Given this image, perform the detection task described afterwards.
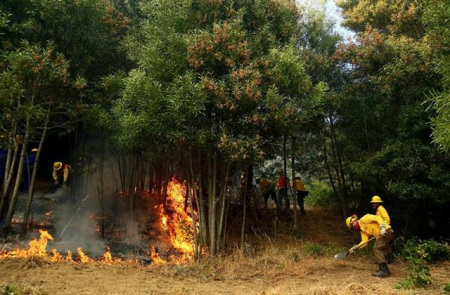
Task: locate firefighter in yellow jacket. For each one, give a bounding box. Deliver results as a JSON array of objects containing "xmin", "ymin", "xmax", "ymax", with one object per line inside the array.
[
  {"xmin": 346, "ymin": 214, "xmax": 395, "ymax": 278},
  {"xmin": 53, "ymin": 162, "xmax": 71, "ymax": 186},
  {"xmin": 371, "ymin": 195, "xmax": 390, "ymax": 224}
]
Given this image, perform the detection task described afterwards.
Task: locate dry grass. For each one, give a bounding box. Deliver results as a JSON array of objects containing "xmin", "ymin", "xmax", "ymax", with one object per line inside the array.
[{"xmin": 151, "ymin": 238, "xmax": 345, "ymax": 281}]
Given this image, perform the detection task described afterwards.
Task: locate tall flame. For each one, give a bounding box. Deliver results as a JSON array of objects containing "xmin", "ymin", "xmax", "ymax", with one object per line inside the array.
[{"xmin": 159, "ymin": 179, "xmax": 197, "ymax": 260}]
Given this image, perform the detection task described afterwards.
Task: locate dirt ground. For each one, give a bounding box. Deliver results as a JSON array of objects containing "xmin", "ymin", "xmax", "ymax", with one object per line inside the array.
[{"xmin": 1, "ymin": 207, "xmax": 449, "ymax": 295}]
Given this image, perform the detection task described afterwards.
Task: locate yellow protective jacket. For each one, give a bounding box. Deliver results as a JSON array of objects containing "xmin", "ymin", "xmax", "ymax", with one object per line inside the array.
[
  {"xmin": 53, "ymin": 164, "xmax": 71, "ymax": 183},
  {"xmin": 295, "ymin": 179, "xmax": 306, "ymax": 191},
  {"xmin": 356, "ymin": 214, "xmax": 391, "ymax": 248},
  {"xmin": 376, "ymin": 205, "xmax": 390, "ymax": 225}
]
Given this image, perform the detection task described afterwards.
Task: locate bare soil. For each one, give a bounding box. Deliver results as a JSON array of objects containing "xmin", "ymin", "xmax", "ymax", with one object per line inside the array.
[{"xmin": 1, "ymin": 207, "xmax": 449, "ymax": 295}]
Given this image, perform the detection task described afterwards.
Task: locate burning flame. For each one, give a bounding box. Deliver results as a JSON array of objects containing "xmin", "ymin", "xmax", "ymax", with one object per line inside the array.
[
  {"xmin": 158, "ymin": 179, "xmax": 198, "ymax": 261},
  {"xmin": 0, "ymin": 230, "xmax": 116, "ymax": 264}
]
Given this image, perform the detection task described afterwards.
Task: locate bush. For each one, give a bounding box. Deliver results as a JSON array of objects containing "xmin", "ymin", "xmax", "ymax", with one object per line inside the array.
[
  {"xmin": 397, "ymin": 238, "xmax": 449, "ymax": 289},
  {"xmin": 444, "ymin": 283, "xmax": 450, "ymax": 293},
  {"xmin": 403, "ymin": 238, "xmax": 450, "ymax": 263},
  {"xmin": 1, "ymin": 284, "xmax": 20, "ymax": 295},
  {"xmin": 305, "ymin": 180, "xmax": 337, "ymax": 208}
]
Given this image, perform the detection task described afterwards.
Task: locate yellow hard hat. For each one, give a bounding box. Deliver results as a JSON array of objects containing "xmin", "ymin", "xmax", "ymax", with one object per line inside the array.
[
  {"xmin": 345, "ymin": 214, "xmax": 357, "ymax": 229},
  {"xmin": 370, "ymin": 195, "xmax": 383, "ymax": 203},
  {"xmin": 31, "ymin": 148, "xmax": 38, "ymax": 152},
  {"xmin": 53, "ymin": 162, "xmax": 62, "ymax": 170}
]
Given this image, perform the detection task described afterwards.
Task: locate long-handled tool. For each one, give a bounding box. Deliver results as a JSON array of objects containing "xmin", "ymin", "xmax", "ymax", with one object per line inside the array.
[
  {"xmin": 56, "ymin": 195, "xmax": 89, "ymax": 242},
  {"xmin": 334, "ymin": 236, "xmax": 376, "ymax": 260}
]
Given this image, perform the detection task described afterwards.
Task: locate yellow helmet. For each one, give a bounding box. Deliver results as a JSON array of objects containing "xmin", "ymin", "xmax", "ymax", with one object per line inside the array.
[
  {"xmin": 370, "ymin": 195, "xmax": 383, "ymax": 203},
  {"xmin": 53, "ymin": 162, "xmax": 62, "ymax": 170},
  {"xmin": 31, "ymin": 148, "xmax": 38, "ymax": 152},
  {"xmin": 345, "ymin": 214, "xmax": 357, "ymax": 229}
]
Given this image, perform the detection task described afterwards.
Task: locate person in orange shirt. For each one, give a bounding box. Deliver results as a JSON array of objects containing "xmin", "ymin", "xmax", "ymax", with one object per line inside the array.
[
  {"xmin": 346, "ymin": 214, "xmax": 395, "ymax": 277},
  {"xmin": 276, "ymin": 170, "xmax": 289, "ymax": 210}
]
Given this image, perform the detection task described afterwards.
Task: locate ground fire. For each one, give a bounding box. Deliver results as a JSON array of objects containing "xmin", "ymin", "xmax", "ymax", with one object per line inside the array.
[{"xmin": 0, "ymin": 179, "xmax": 197, "ymax": 265}]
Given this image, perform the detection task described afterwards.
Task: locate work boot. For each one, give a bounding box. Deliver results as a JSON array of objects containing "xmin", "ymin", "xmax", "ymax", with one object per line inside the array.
[
  {"xmin": 372, "ymin": 263, "xmax": 390, "ymax": 278},
  {"xmin": 385, "ymin": 253, "xmax": 394, "ymax": 264}
]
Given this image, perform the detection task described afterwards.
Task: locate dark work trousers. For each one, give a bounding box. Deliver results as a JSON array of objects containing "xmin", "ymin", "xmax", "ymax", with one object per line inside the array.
[
  {"xmin": 278, "ymin": 188, "xmax": 289, "ymax": 209},
  {"xmin": 296, "ymin": 191, "xmax": 308, "ymax": 215},
  {"xmin": 374, "ymin": 229, "xmax": 395, "ymax": 263}
]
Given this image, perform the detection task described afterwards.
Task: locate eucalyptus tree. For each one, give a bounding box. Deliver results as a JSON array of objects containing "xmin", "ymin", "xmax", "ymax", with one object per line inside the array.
[
  {"xmin": 335, "ymin": 0, "xmax": 450, "ymax": 236},
  {"xmin": 111, "ymin": 0, "xmax": 323, "ymax": 255}
]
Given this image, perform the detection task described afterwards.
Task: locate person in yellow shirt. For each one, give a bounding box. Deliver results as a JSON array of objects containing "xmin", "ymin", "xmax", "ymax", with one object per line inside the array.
[
  {"xmin": 257, "ymin": 178, "xmax": 279, "ymax": 209},
  {"xmin": 53, "ymin": 162, "xmax": 72, "ymax": 186},
  {"xmin": 295, "ymin": 176, "xmax": 308, "ymax": 215},
  {"xmin": 346, "ymin": 214, "xmax": 395, "ymax": 278},
  {"xmin": 370, "ymin": 195, "xmax": 393, "ymax": 262},
  {"xmin": 371, "ymin": 195, "xmax": 390, "ymax": 224}
]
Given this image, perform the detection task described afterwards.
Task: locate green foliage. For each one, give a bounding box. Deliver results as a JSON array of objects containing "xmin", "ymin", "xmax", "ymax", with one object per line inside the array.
[
  {"xmin": 444, "ymin": 283, "xmax": 450, "ymax": 292},
  {"xmin": 398, "ymin": 238, "xmax": 449, "ymax": 289},
  {"xmin": 403, "ymin": 238, "xmax": 450, "ymax": 263},
  {"xmin": 1, "ymin": 284, "xmax": 20, "ymax": 295},
  {"xmin": 304, "ymin": 179, "xmax": 336, "ymax": 208}
]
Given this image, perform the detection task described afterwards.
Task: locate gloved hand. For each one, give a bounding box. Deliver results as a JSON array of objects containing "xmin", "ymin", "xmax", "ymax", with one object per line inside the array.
[
  {"xmin": 54, "ymin": 180, "xmax": 59, "ymax": 185},
  {"xmin": 380, "ymin": 225, "xmax": 387, "ymax": 236},
  {"xmin": 349, "ymin": 245, "xmax": 357, "ymax": 254}
]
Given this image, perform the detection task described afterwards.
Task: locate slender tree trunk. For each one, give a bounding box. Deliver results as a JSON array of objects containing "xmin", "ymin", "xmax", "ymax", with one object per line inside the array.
[
  {"xmin": 187, "ymin": 181, "xmax": 199, "ymax": 261},
  {"xmin": 4, "ymin": 116, "xmax": 31, "ymax": 231},
  {"xmin": 240, "ymin": 165, "xmax": 248, "ymax": 252},
  {"xmin": 0, "ymin": 126, "xmax": 19, "ymax": 220},
  {"xmin": 216, "ymin": 161, "xmax": 229, "ymax": 252},
  {"xmin": 21, "ymin": 106, "xmax": 51, "ymax": 233},
  {"xmin": 208, "ymin": 152, "xmax": 217, "ymax": 256},
  {"xmin": 291, "ymin": 137, "xmax": 298, "ymax": 231},
  {"xmin": 329, "ymin": 114, "xmax": 348, "ymax": 216},
  {"xmin": 323, "ymin": 145, "xmax": 337, "ymax": 195}
]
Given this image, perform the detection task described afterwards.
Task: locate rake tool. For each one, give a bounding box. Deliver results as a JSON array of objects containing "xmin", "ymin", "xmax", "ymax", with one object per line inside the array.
[{"xmin": 334, "ymin": 236, "xmax": 376, "ymax": 260}]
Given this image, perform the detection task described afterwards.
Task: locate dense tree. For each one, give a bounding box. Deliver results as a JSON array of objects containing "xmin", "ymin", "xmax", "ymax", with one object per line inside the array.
[{"xmin": 103, "ymin": 0, "xmax": 323, "ymax": 255}]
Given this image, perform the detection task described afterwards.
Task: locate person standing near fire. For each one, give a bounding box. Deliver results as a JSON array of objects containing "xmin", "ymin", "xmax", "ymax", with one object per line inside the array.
[
  {"xmin": 257, "ymin": 177, "xmax": 278, "ymax": 209},
  {"xmin": 52, "ymin": 161, "xmax": 72, "ymax": 188},
  {"xmin": 276, "ymin": 170, "xmax": 289, "ymax": 210}
]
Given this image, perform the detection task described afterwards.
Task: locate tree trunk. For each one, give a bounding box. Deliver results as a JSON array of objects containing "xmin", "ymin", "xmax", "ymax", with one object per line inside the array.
[
  {"xmin": 216, "ymin": 161, "xmax": 229, "ymax": 252},
  {"xmin": 0, "ymin": 126, "xmax": 19, "ymax": 220},
  {"xmin": 291, "ymin": 137, "xmax": 298, "ymax": 231},
  {"xmin": 21, "ymin": 105, "xmax": 51, "ymax": 234},
  {"xmin": 4, "ymin": 115, "xmax": 31, "ymax": 231}
]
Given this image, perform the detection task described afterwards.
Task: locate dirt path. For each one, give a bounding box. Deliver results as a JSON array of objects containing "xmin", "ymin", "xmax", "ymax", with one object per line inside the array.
[{"xmin": 1, "ymin": 207, "xmax": 449, "ymax": 294}]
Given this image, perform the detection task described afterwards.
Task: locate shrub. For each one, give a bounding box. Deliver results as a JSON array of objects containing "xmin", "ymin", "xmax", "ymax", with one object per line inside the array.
[
  {"xmin": 403, "ymin": 238, "xmax": 450, "ymax": 263},
  {"xmin": 305, "ymin": 180, "xmax": 337, "ymax": 208},
  {"xmin": 1, "ymin": 284, "xmax": 20, "ymax": 295},
  {"xmin": 397, "ymin": 238, "xmax": 449, "ymax": 289}
]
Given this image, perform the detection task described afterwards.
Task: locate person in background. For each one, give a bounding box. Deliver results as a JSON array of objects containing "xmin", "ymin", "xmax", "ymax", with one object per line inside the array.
[
  {"xmin": 295, "ymin": 176, "xmax": 308, "ymax": 215},
  {"xmin": 345, "ymin": 214, "xmax": 395, "ymax": 278},
  {"xmin": 276, "ymin": 170, "xmax": 289, "ymax": 210},
  {"xmin": 257, "ymin": 177, "xmax": 278, "ymax": 209},
  {"xmin": 21, "ymin": 148, "xmax": 38, "ymax": 192},
  {"xmin": 53, "ymin": 161, "xmax": 72, "ymax": 187},
  {"xmin": 370, "ymin": 195, "xmax": 393, "ymax": 262},
  {"xmin": 371, "ymin": 195, "xmax": 390, "ymax": 224}
]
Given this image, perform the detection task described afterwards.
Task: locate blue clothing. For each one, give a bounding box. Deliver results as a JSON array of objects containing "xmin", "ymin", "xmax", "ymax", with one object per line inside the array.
[{"xmin": 21, "ymin": 152, "xmax": 37, "ymax": 192}]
